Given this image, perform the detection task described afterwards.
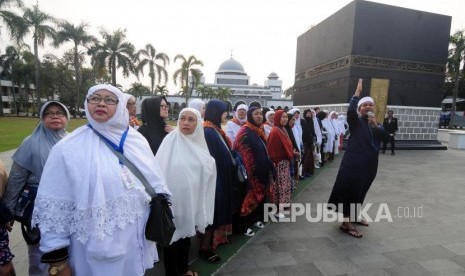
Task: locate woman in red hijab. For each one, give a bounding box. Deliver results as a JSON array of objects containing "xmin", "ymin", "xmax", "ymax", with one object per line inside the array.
[{"xmin": 266, "ymin": 110, "xmax": 298, "ymax": 218}]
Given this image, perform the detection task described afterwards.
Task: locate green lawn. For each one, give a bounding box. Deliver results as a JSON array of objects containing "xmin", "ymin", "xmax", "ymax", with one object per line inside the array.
[
  {"xmin": 0, "ymin": 117, "xmax": 179, "ymax": 153},
  {"xmin": 0, "ymin": 117, "xmax": 88, "ymax": 152}
]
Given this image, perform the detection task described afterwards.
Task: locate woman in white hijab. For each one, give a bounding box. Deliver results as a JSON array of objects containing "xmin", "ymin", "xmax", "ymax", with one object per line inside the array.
[
  {"xmin": 322, "ymin": 111, "xmax": 336, "ymax": 162},
  {"xmin": 226, "ymin": 103, "xmax": 248, "ymax": 145},
  {"xmin": 264, "ymin": 110, "xmax": 275, "ymax": 138},
  {"xmin": 311, "ymin": 109, "xmax": 323, "ymax": 168},
  {"xmin": 188, "ymin": 99, "xmax": 206, "ymax": 120},
  {"xmin": 155, "ymin": 108, "xmax": 216, "ymax": 276},
  {"xmin": 32, "ymin": 84, "xmax": 170, "ymax": 276}
]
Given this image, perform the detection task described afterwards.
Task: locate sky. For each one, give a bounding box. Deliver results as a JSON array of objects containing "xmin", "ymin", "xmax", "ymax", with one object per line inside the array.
[{"xmin": 1, "ymin": 0, "xmax": 464, "ymax": 94}]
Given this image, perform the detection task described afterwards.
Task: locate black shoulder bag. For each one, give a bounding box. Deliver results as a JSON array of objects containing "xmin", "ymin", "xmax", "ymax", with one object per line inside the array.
[{"xmin": 92, "ymin": 128, "xmax": 175, "ymax": 246}]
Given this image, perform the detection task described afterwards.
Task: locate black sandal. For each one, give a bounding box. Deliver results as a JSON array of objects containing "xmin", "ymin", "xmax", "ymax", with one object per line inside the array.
[{"xmin": 199, "ymin": 249, "xmax": 221, "ymax": 263}]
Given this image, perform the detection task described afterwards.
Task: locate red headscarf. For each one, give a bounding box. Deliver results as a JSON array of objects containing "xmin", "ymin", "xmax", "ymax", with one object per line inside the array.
[{"xmin": 266, "ymin": 110, "xmax": 294, "ymax": 163}]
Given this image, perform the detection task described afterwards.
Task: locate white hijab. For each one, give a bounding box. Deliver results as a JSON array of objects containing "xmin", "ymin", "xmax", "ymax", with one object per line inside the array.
[
  {"xmin": 311, "ymin": 109, "xmax": 322, "ymax": 145},
  {"xmin": 289, "ymin": 108, "xmax": 303, "ymax": 151},
  {"xmin": 155, "ymin": 108, "xmax": 217, "ymax": 243},
  {"xmin": 235, "ymin": 104, "xmax": 248, "ymax": 123},
  {"xmin": 33, "ymin": 84, "xmax": 170, "ymax": 242},
  {"xmin": 188, "ymin": 98, "xmax": 206, "ymax": 118}
]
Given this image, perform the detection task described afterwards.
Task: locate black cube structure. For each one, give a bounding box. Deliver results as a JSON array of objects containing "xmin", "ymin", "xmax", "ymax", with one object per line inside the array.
[
  {"xmin": 294, "ymin": 0, "xmax": 451, "ymax": 106},
  {"xmin": 294, "ymin": 0, "xmax": 451, "ymax": 145}
]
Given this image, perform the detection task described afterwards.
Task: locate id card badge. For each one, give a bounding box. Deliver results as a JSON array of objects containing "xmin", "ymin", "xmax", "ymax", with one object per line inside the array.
[{"xmin": 121, "ymin": 165, "xmax": 136, "ymax": 189}]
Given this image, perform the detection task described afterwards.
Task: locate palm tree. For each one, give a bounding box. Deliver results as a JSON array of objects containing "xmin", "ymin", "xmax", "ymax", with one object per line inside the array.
[
  {"xmin": 88, "ymin": 28, "xmax": 136, "ymax": 87},
  {"xmin": 197, "ymin": 85, "xmax": 216, "ymax": 100},
  {"xmin": 448, "ymin": 30, "xmax": 465, "ymax": 128},
  {"xmin": 0, "ymin": 43, "xmax": 31, "ymax": 115},
  {"xmin": 12, "ymin": 4, "xmax": 57, "ymax": 112},
  {"xmin": 128, "ymin": 82, "xmax": 150, "ymax": 99},
  {"xmin": 54, "ymin": 21, "xmax": 96, "ymax": 113},
  {"xmin": 216, "ymin": 87, "xmax": 232, "ymax": 101},
  {"xmin": 154, "ymin": 85, "xmax": 169, "ymax": 96},
  {"xmin": 0, "ymin": 0, "xmax": 24, "ymax": 39},
  {"xmin": 173, "ymin": 54, "xmax": 203, "ymax": 104},
  {"xmin": 135, "ymin": 44, "xmax": 169, "ymax": 94}
]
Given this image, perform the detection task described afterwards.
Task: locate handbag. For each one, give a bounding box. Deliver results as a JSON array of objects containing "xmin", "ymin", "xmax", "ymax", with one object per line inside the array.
[
  {"xmin": 232, "ymin": 151, "xmax": 248, "ymax": 183},
  {"xmin": 91, "ymin": 127, "xmax": 175, "ymax": 246}
]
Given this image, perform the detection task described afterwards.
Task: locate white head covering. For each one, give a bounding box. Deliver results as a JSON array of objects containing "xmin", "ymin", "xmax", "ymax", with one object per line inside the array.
[
  {"xmin": 357, "ymin": 96, "xmax": 374, "ymax": 109},
  {"xmin": 125, "ymin": 93, "xmax": 136, "ymax": 103},
  {"xmin": 288, "ymin": 108, "xmax": 303, "ymax": 150},
  {"xmin": 311, "ymin": 109, "xmax": 322, "ymax": 145},
  {"xmin": 265, "ymin": 110, "xmax": 275, "ymax": 125},
  {"xmin": 33, "ymin": 84, "xmax": 170, "ymax": 244},
  {"xmin": 235, "ymin": 104, "xmax": 248, "ymax": 123},
  {"xmin": 155, "ymin": 108, "xmax": 217, "ymax": 243},
  {"xmin": 188, "ymin": 99, "xmax": 206, "ymax": 118}
]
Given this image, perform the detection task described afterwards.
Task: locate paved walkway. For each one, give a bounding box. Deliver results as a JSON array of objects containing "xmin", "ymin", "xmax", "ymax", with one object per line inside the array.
[
  {"xmin": 4, "ymin": 148, "xmax": 465, "ymax": 275},
  {"xmin": 214, "ymin": 148, "xmax": 465, "ymax": 276}
]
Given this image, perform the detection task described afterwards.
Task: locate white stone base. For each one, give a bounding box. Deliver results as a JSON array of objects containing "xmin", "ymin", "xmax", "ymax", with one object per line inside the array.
[{"xmin": 449, "ymin": 132, "xmax": 465, "ymax": 149}]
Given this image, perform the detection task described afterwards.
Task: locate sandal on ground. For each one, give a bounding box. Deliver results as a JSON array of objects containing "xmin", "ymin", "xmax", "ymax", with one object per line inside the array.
[
  {"xmin": 180, "ymin": 270, "xmax": 198, "ymax": 276},
  {"xmin": 199, "ymin": 249, "xmax": 221, "ymax": 263},
  {"xmin": 339, "ymin": 225, "xmax": 363, "ymax": 238},
  {"xmin": 244, "ymin": 228, "xmax": 255, "ymax": 237},
  {"xmin": 354, "ymin": 219, "xmax": 369, "ymax": 227},
  {"xmin": 254, "ymin": 221, "xmax": 265, "ymax": 229}
]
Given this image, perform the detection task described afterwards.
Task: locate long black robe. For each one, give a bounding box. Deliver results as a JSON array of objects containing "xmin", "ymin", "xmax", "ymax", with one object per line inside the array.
[
  {"xmin": 328, "ymin": 96, "xmax": 389, "ymax": 217},
  {"xmin": 204, "ymin": 100, "xmax": 235, "ymax": 228}
]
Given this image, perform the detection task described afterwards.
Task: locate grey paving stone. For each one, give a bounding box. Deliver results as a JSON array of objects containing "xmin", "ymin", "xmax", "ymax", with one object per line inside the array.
[
  {"xmin": 418, "ymin": 259, "xmax": 465, "ymax": 275},
  {"xmin": 444, "ymin": 242, "xmax": 465, "ymax": 255},
  {"xmin": 385, "ymin": 263, "xmax": 434, "ymax": 276},
  {"xmin": 349, "ymin": 254, "xmax": 395, "ymax": 271},
  {"xmin": 273, "ymin": 263, "xmax": 324, "ymax": 276},
  {"xmin": 451, "ymin": 255, "xmax": 465, "ymax": 269},
  {"xmin": 383, "ymin": 245, "xmax": 456, "ymax": 265},
  {"xmin": 313, "ymin": 258, "xmax": 362, "ymax": 275},
  {"xmin": 299, "ymin": 236, "xmax": 338, "ymax": 250},
  {"xmin": 265, "ymin": 240, "xmax": 306, "ymax": 253},
  {"xmin": 346, "ymin": 269, "xmax": 391, "ymax": 276},
  {"xmin": 254, "ymin": 251, "xmax": 298, "ymax": 268},
  {"xmin": 217, "ymin": 256, "xmax": 257, "ymax": 273},
  {"xmin": 214, "ymin": 267, "xmax": 277, "ymax": 276}
]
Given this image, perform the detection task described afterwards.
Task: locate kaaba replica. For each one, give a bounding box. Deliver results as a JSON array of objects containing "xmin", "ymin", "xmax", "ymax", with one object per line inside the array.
[{"xmin": 294, "ymin": 0, "xmax": 451, "ymax": 146}]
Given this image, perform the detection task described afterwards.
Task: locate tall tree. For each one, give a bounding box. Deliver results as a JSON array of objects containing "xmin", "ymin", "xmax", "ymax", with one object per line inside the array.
[
  {"xmin": 216, "ymin": 87, "xmax": 232, "ymax": 101},
  {"xmin": 0, "ymin": 0, "xmax": 24, "ymax": 38},
  {"xmin": 88, "ymin": 28, "xmax": 135, "ymax": 87},
  {"xmin": 154, "ymin": 85, "xmax": 169, "ymax": 96},
  {"xmin": 173, "ymin": 54, "xmax": 203, "ymax": 104},
  {"xmin": 0, "ymin": 43, "xmax": 31, "ymax": 114},
  {"xmin": 128, "ymin": 82, "xmax": 150, "ymax": 99},
  {"xmin": 135, "ymin": 43, "xmax": 169, "ymax": 94},
  {"xmin": 54, "ymin": 21, "xmax": 95, "ymax": 113},
  {"xmin": 14, "ymin": 4, "xmax": 57, "ymax": 112},
  {"xmin": 197, "ymin": 85, "xmax": 216, "ymax": 100},
  {"xmin": 447, "ymin": 30, "xmax": 465, "ymax": 128},
  {"xmin": 0, "ymin": 0, "xmax": 24, "ymax": 115}
]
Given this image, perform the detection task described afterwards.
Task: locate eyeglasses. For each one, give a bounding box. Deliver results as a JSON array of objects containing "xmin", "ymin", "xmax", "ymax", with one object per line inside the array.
[
  {"xmin": 160, "ymin": 104, "xmax": 169, "ymax": 110},
  {"xmin": 87, "ymin": 95, "xmax": 119, "ymax": 105},
  {"xmin": 44, "ymin": 111, "xmax": 66, "ymax": 118}
]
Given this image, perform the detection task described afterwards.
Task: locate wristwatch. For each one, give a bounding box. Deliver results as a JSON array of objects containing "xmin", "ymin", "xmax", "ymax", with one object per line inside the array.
[{"xmin": 48, "ymin": 262, "xmax": 67, "ymax": 275}]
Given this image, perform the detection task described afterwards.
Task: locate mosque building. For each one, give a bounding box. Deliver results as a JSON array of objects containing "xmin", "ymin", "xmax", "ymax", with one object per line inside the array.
[{"xmin": 163, "ymin": 56, "xmax": 293, "ymax": 113}]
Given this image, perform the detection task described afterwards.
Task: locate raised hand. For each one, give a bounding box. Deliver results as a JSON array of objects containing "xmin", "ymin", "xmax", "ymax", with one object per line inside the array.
[{"xmin": 355, "ymin": 78, "xmax": 363, "ymax": 97}]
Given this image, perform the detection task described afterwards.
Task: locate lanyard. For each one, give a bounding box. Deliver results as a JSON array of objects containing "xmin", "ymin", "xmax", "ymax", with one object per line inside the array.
[{"xmin": 88, "ymin": 124, "xmax": 129, "ymax": 163}]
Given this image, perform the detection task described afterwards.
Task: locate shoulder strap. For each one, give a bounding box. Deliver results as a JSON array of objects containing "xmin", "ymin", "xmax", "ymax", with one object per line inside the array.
[
  {"xmin": 90, "ymin": 127, "xmax": 157, "ymax": 198},
  {"xmin": 213, "ymin": 129, "xmax": 236, "ymax": 166}
]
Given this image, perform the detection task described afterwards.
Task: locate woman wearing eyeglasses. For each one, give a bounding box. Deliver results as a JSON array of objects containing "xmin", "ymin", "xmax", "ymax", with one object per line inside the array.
[
  {"xmin": 31, "ymin": 84, "xmax": 170, "ymax": 276},
  {"xmin": 2, "ymin": 101, "xmax": 70, "ymax": 276},
  {"xmin": 138, "ymin": 96, "xmax": 174, "ymax": 155}
]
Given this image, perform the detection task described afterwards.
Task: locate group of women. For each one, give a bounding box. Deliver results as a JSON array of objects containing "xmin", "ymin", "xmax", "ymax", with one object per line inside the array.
[{"xmin": 0, "ymin": 78, "xmax": 385, "ymax": 276}]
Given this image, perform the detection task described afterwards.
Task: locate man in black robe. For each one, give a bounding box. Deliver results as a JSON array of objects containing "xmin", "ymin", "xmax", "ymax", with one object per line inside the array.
[{"xmin": 328, "ymin": 79, "xmax": 389, "ymax": 238}]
